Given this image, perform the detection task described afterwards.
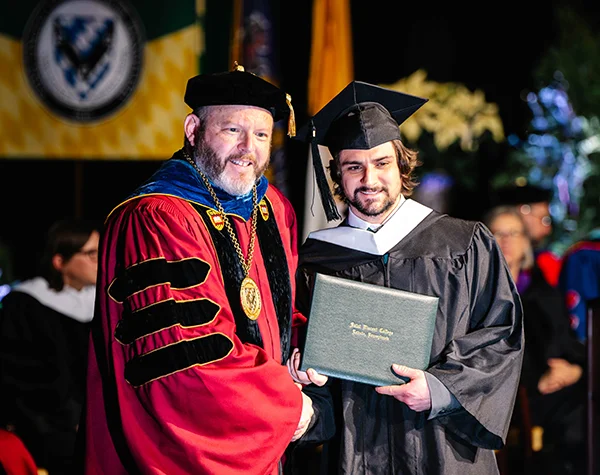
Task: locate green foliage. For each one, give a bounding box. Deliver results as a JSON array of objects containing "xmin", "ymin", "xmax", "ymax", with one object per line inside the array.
[{"xmin": 492, "ymin": 5, "xmax": 600, "ymax": 255}]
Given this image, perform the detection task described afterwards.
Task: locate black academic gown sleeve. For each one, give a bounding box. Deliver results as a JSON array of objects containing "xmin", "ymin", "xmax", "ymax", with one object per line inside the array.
[{"xmin": 424, "ymin": 222, "xmax": 525, "ymax": 449}]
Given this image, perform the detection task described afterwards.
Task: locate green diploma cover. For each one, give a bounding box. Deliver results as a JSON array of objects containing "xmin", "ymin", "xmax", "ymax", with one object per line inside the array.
[{"xmin": 300, "ymin": 273, "xmax": 439, "ymax": 386}]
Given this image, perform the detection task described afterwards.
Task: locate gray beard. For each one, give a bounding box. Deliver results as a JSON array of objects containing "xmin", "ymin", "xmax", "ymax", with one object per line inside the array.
[{"xmin": 193, "ymin": 140, "xmax": 266, "ymax": 196}]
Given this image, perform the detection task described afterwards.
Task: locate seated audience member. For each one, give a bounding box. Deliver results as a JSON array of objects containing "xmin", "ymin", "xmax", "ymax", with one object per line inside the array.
[
  {"xmin": 559, "ymin": 227, "xmax": 600, "ymax": 342},
  {"xmin": 492, "ymin": 184, "xmax": 562, "ymax": 286},
  {"xmin": 0, "ymin": 218, "xmax": 99, "ymax": 474},
  {"xmin": 483, "ymin": 206, "xmax": 585, "ymax": 475}
]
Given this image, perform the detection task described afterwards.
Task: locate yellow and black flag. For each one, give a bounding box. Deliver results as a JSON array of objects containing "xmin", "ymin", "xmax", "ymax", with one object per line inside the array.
[{"xmin": 0, "ymin": 0, "xmax": 202, "ymax": 159}]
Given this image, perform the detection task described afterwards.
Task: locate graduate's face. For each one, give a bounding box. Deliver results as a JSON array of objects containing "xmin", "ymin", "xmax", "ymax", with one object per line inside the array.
[
  {"xmin": 187, "ymin": 105, "xmax": 273, "ymax": 196},
  {"xmin": 338, "ymin": 141, "xmax": 403, "ymax": 224}
]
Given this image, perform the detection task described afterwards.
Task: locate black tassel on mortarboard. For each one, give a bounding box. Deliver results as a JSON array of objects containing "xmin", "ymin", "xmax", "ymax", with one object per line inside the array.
[{"xmin": 310, "ymin": 120, "xmax": 341, "ymax": 221}]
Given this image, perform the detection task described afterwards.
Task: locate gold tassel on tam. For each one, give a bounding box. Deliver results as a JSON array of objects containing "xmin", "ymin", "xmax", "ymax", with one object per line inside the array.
[{"xmin": 286, "ymin": 94, "xmax": 296, "ymax": 137}]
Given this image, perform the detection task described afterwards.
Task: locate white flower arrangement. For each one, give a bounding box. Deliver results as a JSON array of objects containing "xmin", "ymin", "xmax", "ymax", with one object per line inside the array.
[{"xmin": 380, "ymin": 69, "xmax": 505, "ymax": 152}]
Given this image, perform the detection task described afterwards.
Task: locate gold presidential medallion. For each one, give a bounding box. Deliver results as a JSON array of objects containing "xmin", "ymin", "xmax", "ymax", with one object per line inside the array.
[{"xmin": 240, "ymin": 276, "xmax": 262, "ymax": 320}]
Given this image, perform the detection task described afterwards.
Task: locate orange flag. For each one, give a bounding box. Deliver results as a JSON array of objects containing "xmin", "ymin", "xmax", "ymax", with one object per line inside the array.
[{"xmin": 307, "ymin": 0, "xmax": 354, "ymax": 115}]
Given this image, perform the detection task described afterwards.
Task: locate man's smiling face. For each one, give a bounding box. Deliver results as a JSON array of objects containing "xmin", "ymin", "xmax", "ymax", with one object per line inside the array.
[{"xmin": 339, "ymin": 141, "xmax": 403, "ymax": 224}]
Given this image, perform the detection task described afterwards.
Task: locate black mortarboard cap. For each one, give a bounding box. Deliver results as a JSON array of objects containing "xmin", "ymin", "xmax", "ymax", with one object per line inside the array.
[
  {"xmin": 184, "ymin": 63, "xmax": 295, "ymax": 136},
  {"xmin": 492, "ymin": 184, "xmax": 553, "ymax": 207},
  {"xmin": 295, "ymin": 81, "xmax": 428, "ymax": 221}
]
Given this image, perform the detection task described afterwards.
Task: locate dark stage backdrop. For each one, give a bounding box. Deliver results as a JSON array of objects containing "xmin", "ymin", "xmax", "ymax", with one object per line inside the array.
[{"xmin": 1, "ymin": 0, "xmax": 596, "ymax": 280}]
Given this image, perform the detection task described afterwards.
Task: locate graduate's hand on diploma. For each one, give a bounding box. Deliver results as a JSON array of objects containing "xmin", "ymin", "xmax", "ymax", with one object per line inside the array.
[
  {"xmin": 291, "ymin": 384, "xmax": 314, "ymax": 442},
  {"xmin": 287, "ymin": 347, "xmax": 328, "ymax": 386},
  {"xmin": 374, "ymin": 364, "xmax": 432, "ymax": 412}
]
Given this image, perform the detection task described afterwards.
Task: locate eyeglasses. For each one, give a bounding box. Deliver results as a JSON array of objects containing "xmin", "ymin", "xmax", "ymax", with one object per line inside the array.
[
  {"xmin": 493, "ymin": 230, "xmax": 525, "ymax": 240},
  {"xmin": 77, "ymin": 249, "xmax": 98, "ymax": 259}
]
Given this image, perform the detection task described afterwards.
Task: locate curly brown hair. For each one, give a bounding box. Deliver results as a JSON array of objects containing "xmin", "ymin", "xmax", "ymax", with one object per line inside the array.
[{"xmin": 328, "ymin": 139, "xmax": 422, "ymax": 202}]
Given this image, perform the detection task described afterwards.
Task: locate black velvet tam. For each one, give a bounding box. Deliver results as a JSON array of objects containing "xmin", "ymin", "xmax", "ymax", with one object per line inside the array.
[
  {"xmin": 295, "ymin": 81, "xmax": 428, "ymax": 155},
  {"xmin": 184, "ymin": 67, "xmax": 290, "ymax": 122}
]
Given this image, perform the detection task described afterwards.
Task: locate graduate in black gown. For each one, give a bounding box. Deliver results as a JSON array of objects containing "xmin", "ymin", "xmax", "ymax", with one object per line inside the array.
[
  {"xmin": 0, "ymin": 219, "xmax": 99, "ymax": 474},
  {"xmin": 292, "ymin": 81, "xmax": 524, "ymax": 475}
]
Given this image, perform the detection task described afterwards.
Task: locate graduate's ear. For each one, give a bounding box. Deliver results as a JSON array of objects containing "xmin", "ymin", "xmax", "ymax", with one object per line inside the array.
[
  {"xmin": 184, "ymin": 113, "xmax": 201, "ymax": 147},
  {"xmin": 51, "ymin": 253, "xmax": 65, "ymax": 272}
]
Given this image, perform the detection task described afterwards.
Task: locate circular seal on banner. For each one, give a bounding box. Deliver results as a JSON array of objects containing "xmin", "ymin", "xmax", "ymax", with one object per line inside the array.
[{"xmin": 22, "ymin": 0, "xmax": 144, "ymax": 123}]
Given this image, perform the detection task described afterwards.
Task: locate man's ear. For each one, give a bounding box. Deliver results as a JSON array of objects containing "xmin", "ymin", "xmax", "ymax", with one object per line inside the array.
[
  {"xmin": 184, "ymin": 114, "xmax": 201, "ymax": 147},
  {"xmin": 51, "ymin": 254, "xmax": 64, "ymax": 272}
]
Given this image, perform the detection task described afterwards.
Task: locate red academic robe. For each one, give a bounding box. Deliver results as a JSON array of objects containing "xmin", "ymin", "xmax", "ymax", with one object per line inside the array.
[{"xmin": 82, "ymin": 185, "xmax": 305, "ymax": 474}]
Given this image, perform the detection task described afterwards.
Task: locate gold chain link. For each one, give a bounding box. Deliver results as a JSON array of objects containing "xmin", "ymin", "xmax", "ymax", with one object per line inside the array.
[{"xmin": 182, "ymin": 149, "xmax": 258, "ymax": 277}]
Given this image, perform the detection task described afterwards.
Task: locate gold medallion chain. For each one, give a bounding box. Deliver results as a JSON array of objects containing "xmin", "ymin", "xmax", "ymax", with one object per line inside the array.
[{"xmin": 182, "ymin": 148, "xmax": 262, "ymax": 319}]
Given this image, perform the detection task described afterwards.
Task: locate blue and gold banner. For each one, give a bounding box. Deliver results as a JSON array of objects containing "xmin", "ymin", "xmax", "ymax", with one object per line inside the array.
[{"xmin": 0, "ymin": 0, "xmax": 202, "ymax": 159}]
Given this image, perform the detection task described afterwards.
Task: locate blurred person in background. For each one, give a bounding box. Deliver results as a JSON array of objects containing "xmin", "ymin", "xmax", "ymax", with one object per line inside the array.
[
  {"xmin": 0, "ymin": 218, "xmax": 99, "ymax": 474},
  {"xmin": 492, "ymin": 184, "xmax": 562, "ymax": 287},
  {"xmin": 483, "ymin": 206, "xmax": 585, "ymax": 475}
]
